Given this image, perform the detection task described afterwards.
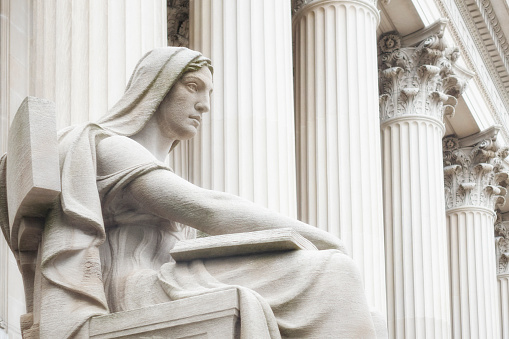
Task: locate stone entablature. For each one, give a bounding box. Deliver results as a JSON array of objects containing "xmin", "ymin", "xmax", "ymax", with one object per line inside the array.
[
  {"xmin": 432, "ymin": 0, "xmax": 509, "ymax": 142},
  {"xmin": 378, "ymin": 21, "xmax": 467, "ymax": 125},
  {"xmin": 443, "ymin": 127, "xmax": 509, "ymax": 211}
]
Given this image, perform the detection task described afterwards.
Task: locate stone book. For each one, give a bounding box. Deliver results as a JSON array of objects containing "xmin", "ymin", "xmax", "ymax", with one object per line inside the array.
[{"xmin": 170, "ymin": 228, "xmax": 318, "ymax": 262}]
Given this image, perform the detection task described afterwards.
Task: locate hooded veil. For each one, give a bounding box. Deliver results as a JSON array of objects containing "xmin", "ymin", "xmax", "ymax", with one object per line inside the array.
[{"xmin": 22, "ymin": 47, "xmax": 209, "ymax": 338}]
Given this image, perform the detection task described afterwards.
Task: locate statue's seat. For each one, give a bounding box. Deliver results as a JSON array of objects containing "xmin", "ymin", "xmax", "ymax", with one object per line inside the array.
[
  {"xmin": 1, "ymin": 97, "xmax": 239, "ymax": 339},
  {"xmin": 89, "ymin": 289, "xmax": 239, "ymax": 339}
]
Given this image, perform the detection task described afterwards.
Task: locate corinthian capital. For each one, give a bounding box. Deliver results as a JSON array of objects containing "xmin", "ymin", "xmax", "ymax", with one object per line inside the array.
[
  {"xmin": 292, "ymin": 0, "xmax": 311, "ymax": 14},
  {"xmin": 292, "ymin": 0, "xmax": 376, "ymax": 15},
  {"xmin": 167, "ymin": 0, "xmax": 189, "ymax": 47},
  {"xmin": 495, "ymin": 219, "xmax": 509, "ymax": 276},
  {"xmin": 443, "ymin": 127, "xmax": 509, "ymax": 211},
  {"xmin": 379, "ymin": 20, "xmax": 471, "ymax": 124}
]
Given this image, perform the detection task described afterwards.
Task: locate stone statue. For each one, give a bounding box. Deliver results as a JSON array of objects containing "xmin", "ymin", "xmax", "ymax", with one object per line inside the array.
[{"xmin": 1, "ymin": 47, "xmax": 376, "ymax": 338}]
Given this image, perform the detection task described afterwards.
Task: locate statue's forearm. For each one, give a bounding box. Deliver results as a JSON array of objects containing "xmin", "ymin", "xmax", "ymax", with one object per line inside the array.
[{"xmin": 127, "ymin": 169, "xmax": 346, "ymax": 252}]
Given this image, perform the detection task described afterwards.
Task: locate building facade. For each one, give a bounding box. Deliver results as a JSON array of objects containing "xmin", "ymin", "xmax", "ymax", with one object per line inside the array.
[{"xmin": 1, "ymin": 0, "xmax": 509, "ymax": 337}]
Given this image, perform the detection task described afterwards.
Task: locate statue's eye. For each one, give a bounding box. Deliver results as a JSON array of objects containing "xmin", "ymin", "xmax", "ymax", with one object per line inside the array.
[{"xmin": 187, "ymin": 83, "xmax": 198, "ymax": 92}]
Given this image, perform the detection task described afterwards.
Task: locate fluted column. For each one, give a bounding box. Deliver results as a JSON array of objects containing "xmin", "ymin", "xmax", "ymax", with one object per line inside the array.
[
  {"xmin": 182, "ymin": 0, "xmax": 297, "ymax": 217},
  {"xmin": 379, "ymin": 21, "xmax": 469, "ymax": 338},
  {"xmin": 31, "ymin": 0, "xmax": 167, "ymax": 129},
  {"xmin": 1, "ymin": 3, "xmax": 167, "ymax": 337},
  {"xmin": 495, "ymin": 219, "xmax": 509, "ymax": 339},
  {"xmin": 443, "ymin": 130, "xmax": 508, "ymax": 339},
  {"xmin": 292, "ymin": 0, "xmax": 386, "ymax": 322}
]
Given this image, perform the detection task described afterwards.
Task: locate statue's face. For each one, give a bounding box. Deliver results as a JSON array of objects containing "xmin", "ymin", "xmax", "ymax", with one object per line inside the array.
[{"xmin": 155, "ymin": 66, "xmax": 213, "ymax": 141}]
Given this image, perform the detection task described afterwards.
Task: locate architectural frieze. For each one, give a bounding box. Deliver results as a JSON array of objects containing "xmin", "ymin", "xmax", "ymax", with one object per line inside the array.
[
  {"xmin": 378, "ymin": 25, "xmax": 466, "ymax": 124},
  {"xmin": 433, "ymin": 0, "xmax": 509, "ymax": 142},
  {"xmin": 167, "ymin": 0, "xmax": 189, "ymax": 47},
  {"xmin": 443, "ymin": 129, "xmax": 509, "ymax": 211}
]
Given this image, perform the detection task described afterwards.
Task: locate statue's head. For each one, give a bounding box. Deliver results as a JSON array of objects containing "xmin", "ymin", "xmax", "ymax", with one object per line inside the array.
[
  {"xmin": 154, "ymin": 62, "xmax": 213, "ymax": 143},
  {"xmin": 97, "ymin": 47, "xmax": 212, "ymax": 144}
]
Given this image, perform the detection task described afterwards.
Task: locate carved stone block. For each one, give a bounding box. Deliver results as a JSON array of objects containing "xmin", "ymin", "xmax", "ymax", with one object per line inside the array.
[
  {"xmin": 89, "ymin": 289, "xmax": 239, "ymax": 339},
  {"xmin": 6, "ymin": 96, "xmax": 60, "ymax": 252}
]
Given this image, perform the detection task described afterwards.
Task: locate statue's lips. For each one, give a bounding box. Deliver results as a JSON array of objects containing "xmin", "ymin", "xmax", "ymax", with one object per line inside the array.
[{"xmin": 190, "ymin": 116, "xmax": 201, "ymax": 126}]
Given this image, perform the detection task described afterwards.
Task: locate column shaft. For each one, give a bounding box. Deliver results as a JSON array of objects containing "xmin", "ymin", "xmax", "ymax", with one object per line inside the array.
[
  {"xmin": 382, "ymin": 117, "xmax": 450, "ymax": 338},
  {"xmin": 185, "ymin": 0, "xmax": 297, "ymax": 216},
  {"xmin": 499, "ymin": 275, "xmax": 509, "ymax": 339},
  {"xmin": 447, "ymin": 208, "xmax": 499, "ymax": 338},
  {"xmin": 292, "ymin": 0, "xmax": 386, "ymax": 318},
  {"xmin": 378, "ymin": 23, "xmax": 470, "ymax": 338},
  {"xmin": 443, "ymin": 131, "xmax": 508, "ymax": 339},
  {"xmin": 31, "ymin": 0, "xmax": 167, "ymax": 129}
]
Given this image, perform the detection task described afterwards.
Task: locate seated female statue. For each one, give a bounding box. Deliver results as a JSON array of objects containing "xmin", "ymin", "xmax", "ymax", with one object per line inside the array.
[{"xmin": 30, "ymin": 47, "xmax": 376, "ymax": 338}]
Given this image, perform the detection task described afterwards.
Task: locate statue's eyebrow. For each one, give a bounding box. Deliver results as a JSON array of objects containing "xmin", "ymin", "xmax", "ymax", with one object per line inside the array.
[
  {"xmin": 181, "ymin": 74, "xmax": 213, "ymax": 93},
  {"xmin": 181, "ymin": 74, "xmax": 204, "ymax": 85}
]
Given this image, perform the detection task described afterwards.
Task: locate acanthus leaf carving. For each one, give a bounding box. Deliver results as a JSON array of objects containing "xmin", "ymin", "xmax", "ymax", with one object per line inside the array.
[
  {"xmin": 293, "ymin": 0, "xmax": 377, "ymax": 14},
  {"xmin": 379, "ymin": 25, "xmax": 469, "ymax": 124},
  {"xmin": 167, "ymin": 0, "xmax": 189, "ymax": 47},
  {"xmin": 495, "ymin": 220, "xmax": 509, "ymax": 275},
  {"xmin": 292, "ymin": 0, "xmax": 309, "ymax": 14},
  {"xmin": 443, "ymin": 133, "xmax": 509, "ymax": 211}
]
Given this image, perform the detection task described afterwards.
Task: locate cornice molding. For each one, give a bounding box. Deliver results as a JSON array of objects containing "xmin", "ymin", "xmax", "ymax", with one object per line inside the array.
[
  {"xmin": 468, "ymin": 0, "xmax": 509, "ymax": 75},
  {"xmin": 433, "ymin": 0, "xmax": 509, "ymax": 142},
  {"xmin": 378, "ymin": 23, "xmax": 469, "ymax": 124},
  {"xmin": 443, "ymin": 130, "xmax": 509, "ymax": 211}
]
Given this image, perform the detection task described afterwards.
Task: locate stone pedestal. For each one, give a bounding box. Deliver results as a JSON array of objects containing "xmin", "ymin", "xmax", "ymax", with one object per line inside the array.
[
  {"xmin": 31, "ymin": 0, "xmax": 167, "ymax": 128},
  {"xmin": 443, "ymin": 129, "xmax": 508, "ymax": 339},
  {"xmin": 379, "ymin": 22, "xmax": 468, "ymax": 338},
  {"xmin": 292, "ymin": 0, "xmax": 386, "ymax": 319},
  {"xmin": 181, "ymin": 0, "xmax": 297, "ymax": 217}
]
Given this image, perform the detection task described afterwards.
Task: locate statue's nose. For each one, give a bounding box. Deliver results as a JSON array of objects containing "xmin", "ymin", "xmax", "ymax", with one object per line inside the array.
[{"xmin": 195, "ymin": 96, "xmax": 210, "ymax": 114}]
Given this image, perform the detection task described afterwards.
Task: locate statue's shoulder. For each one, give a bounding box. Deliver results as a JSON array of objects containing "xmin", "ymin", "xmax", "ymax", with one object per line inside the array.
[{"xmin": 96, "ymin": 135, "xmax": 156, "ymax": 176}]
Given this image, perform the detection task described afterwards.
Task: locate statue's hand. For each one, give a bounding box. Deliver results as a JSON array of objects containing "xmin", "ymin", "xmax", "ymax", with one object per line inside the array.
[{"xmin": 297, "ymin": 227, "xmax": 347, "ymax": 253}]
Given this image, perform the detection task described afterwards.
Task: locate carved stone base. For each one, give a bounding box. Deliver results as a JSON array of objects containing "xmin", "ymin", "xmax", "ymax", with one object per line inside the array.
[{"xmin": 89, "ymin": 289, "xmax": 239, "ymax": 339}]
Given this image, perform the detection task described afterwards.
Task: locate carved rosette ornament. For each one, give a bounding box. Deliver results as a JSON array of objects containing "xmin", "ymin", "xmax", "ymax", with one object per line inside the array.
[
  {"xmin": 378, "ymin": 27, "xmax": 466, "ymax": 124},
  {"xmin": 443, "ymin": 134, "xmax": 509, "ymax": 211},
  {"xmin": 495, "ymin": 220, "xmax": 509, "ymax": 275}
]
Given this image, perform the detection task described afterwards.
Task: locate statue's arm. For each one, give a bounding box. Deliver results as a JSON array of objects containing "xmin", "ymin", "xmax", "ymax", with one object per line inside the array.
[{"xmin": 97, "ymin": 136, "xmax": 345, "ymax": 252}]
